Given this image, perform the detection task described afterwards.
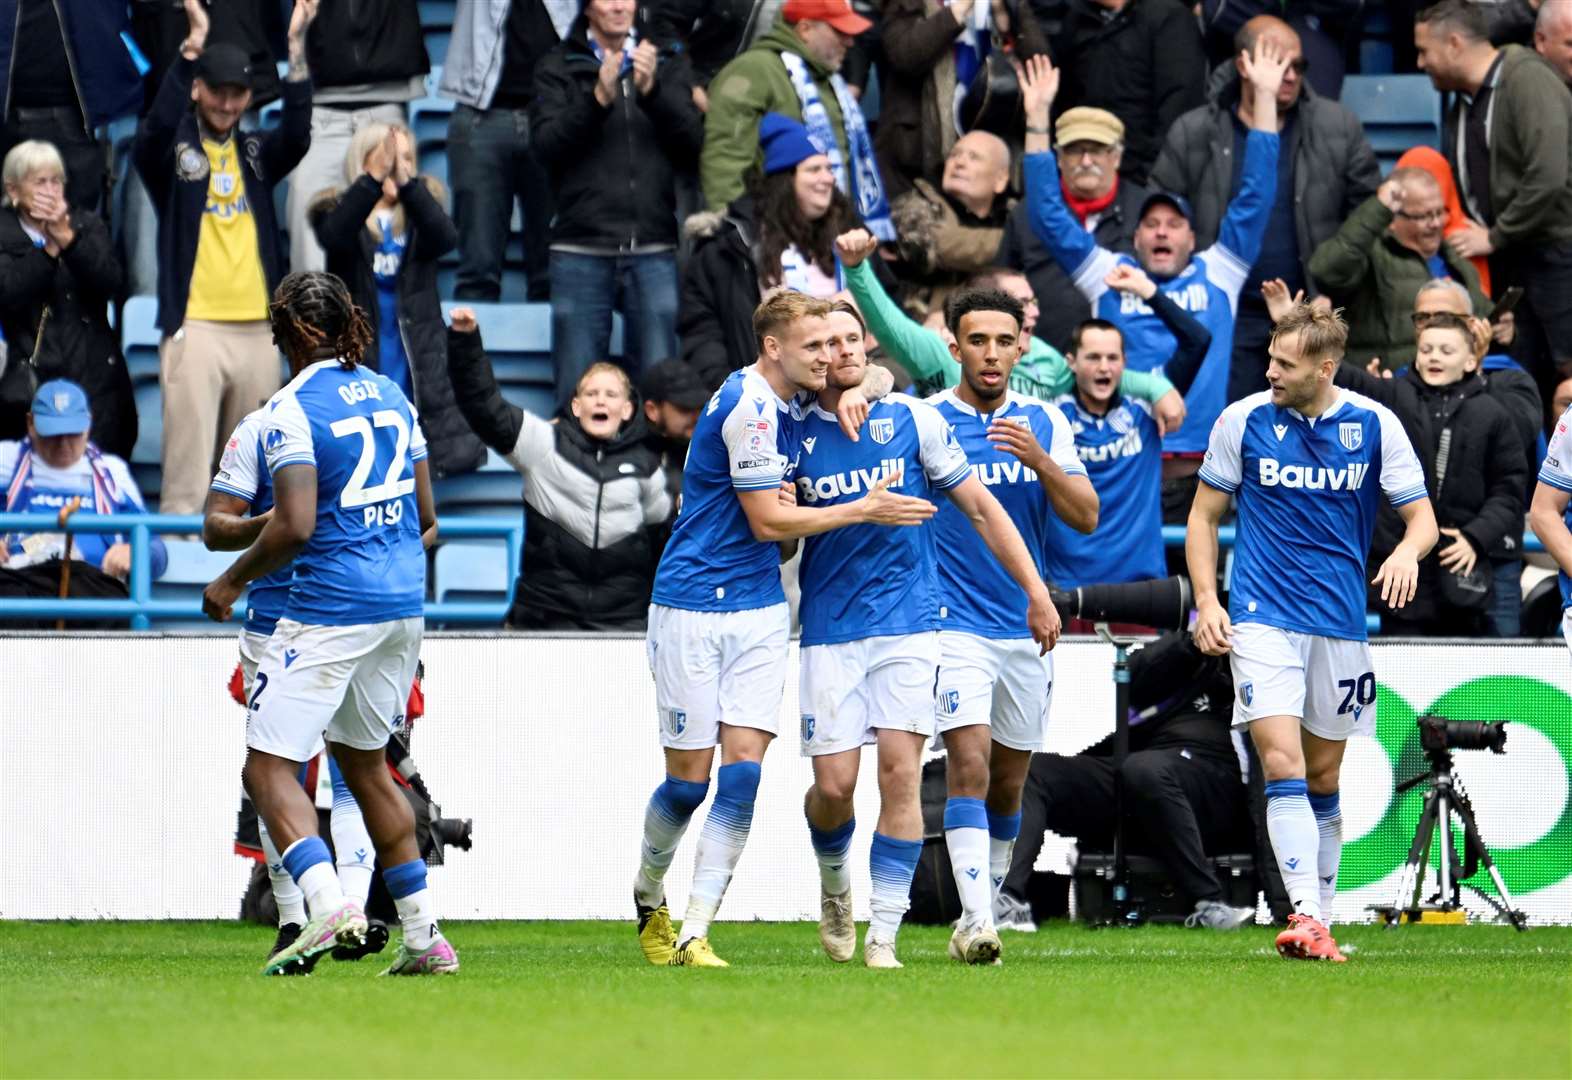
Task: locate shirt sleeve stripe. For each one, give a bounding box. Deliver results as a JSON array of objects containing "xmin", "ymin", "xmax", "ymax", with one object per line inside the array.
[
  {"xmin": 934, "ymin": 465, "xmax": 971, "ymax": 490},
  {"xmin": 732, "ymin": 477, "xmax": 784, "ymax": 491},
  {"xmin": 1197, "ymin": 467, "xmax": 1238, "ymax": 493},
  {"xmin": 1537, "ymin": 469, "xmax": 1572, "ymax": 493},
  {"xmin": 209, "ymin": 481, "xmax": 255, "ymax": 499},
  {"xmin": 268, "ymin": 455, "xmax": 316, "ymax": 471},
  {"xmin": 411, "ymin": 448, "xmax": 429, "ymax": 461},
  {"xmin": 1389, "ymin": 486, "xmax": 1429, "ymax": 507}
]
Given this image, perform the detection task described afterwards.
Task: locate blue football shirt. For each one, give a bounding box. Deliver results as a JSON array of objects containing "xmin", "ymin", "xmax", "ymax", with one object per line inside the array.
[
  {"xmin": 1198, "ymin": 389, "xmax": 1427, "ymax": 641},
  {"xmin": 1537, "ymin": 403, "xmax": 1572, "ymax": 610},
  {"xmin": 211, "ymin": 408, "xmax": 293, "ymax": 635},
  {"xmin": 929, "ymin": 390, "xmax": 1084, "ymax": 638},
  {"xmin": 795, "ymin": 394, "xmax": 970, "ymax": 646},
  {"xmin": 261, "ymin": 361, "xmax": 428, "ymax": 626}
]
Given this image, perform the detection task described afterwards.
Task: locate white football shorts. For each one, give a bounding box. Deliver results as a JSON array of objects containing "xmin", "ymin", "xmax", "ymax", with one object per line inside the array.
[
  {"xmin": 239, "ymin": 628, "xmax": 326, "ymax": 760},
  {"xmin": 245, "ymin": 616, "xmax": 423, "ymax": 761},
  {"xmin": 646, "ymin": 602, "xmax": 790, "ymax": 750},
  {"xmin": 1229, "ymin": 622, "xmax": 1377, "ymax": 741},
  {"xmin": 1562, "ymin": 608, "xmax": 1571, "ymax": 657},
  {"xmin": 798, "ymin": 632, "xmax": 939, "ymax": 757},
  {"xmin": 934, "ymin": 630, "xmax": 1053, "ymax": 751}
]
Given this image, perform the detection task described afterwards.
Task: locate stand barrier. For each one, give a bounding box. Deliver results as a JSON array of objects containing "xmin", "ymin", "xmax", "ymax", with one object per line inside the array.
[{"xmin": 2, "ymin": 635, "xmax": 1567, "ymax": 924}]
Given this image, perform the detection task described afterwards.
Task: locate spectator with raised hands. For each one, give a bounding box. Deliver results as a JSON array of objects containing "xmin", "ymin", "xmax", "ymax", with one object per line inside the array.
[
  {"xmin": 1020, "ymin": 45, "xmax": 1283, "ymax": 529},
  {"xmin": 0, "ymin": 140, "xmax": 135, "ymax": 458},
  {"xmin": 1308, "ymin": 167, "xmax": 1490, "ymax": 373},
  {"xmin": 307, "ymin": 125, "xmax": 485, "ymax": 482}
]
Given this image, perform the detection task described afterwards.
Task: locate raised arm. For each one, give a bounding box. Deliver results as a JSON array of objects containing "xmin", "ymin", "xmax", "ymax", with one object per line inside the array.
[
  {"xmin": 944, "ymin": 474, "xmax": 1061, "ymax": 653},
  {"xmin": 445, "ymin": 310, "xmax": 526, "ymax": 461},
  {"xmin": 839, "ymin": 230, "xmax": 955, "ymax": 387}
]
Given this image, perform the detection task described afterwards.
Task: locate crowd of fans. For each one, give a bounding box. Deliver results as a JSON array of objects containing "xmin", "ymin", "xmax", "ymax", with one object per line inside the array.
[{"xmin": 0, "ymin": 0, "xmax": 1569, "ymax": 640}]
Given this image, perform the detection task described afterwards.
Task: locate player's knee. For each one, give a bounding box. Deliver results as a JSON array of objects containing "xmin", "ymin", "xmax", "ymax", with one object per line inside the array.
[
  {"xmin": 1257, "ymin": 744, "xmax": 1305, "ymax": 782},
  {"xmin": 814, "ymin": 771, "xmax": 857, "ymax": 806},
  {"xmin": 878, "ymin": 754, "xmax": 920, "ymax": 799},
  {"xmin": 1305, "ymin": 760, "xmax": 1342, "ymax": 795},
  {"xmin": 947, "ymin": 749, "xmax": 990, "ymax": 797}
]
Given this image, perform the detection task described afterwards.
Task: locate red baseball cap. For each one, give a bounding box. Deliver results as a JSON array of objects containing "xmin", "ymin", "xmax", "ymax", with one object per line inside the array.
[{"xmin": 782, "ymin": 0, "xmax": 873, "ymax": 36}]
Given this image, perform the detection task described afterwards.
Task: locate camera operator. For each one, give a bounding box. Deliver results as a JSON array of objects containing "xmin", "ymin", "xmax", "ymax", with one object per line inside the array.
[{"xmin": 999, "ymin": 631, "xmax": 1263, "ymax": 932}]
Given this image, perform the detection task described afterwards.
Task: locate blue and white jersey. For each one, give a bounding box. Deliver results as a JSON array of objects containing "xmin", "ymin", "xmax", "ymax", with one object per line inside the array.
[
  {"xmin": 261, "ymin": 360, "xmax": 428, "ymax": 626},
  {"xmin": 796, "ymin": 394, "xmax": 970, "ymax": 646},
  {"xmin": 1045, "ymin": 393, "xmax": 1165, "ymax": 588},
  {"xmin": 929, "ymin": 390, "xmax": 1083, "ymax": 639},
  {"xmin": 1025, "ymin": 131, "xmax": 1279, "ymax": 453},
  {"xmin": 212, "ymin": 409, "xmax": 293, "ymax": 636},
  {"xmin": 651, "ymin": 367, "xmax": 803, "ymax": 613},
  {"xmin": 1537, "ymin": 403, "xmax": 1572, "ymax": 610},
  {"xmin": 1199, "ymin": 389, "xmax": 1427, "ymax": 641},
  {"xmin": 0, "ymin": 440, "xmax": 166, "ymax": 577}
]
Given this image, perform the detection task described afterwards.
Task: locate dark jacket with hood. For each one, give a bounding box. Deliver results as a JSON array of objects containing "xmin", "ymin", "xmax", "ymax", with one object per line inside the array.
[
  {"xmin": 0, "ymin": 207, "xmax": 136, "ymax": 457},
  {"xmin": 1335, "ymin": 366, "xmax": 1529, "ymax": 624},
  {"xmin": 447, "ymin": 326, "xmax": 673, "ymax": 630},
  {"xmin": 1150, "ymin": 62, "xmax": 1380, "ymax": 294},
  {"xmin": 132, "ymin": 57, "xmax": 311, "ymax": 333},
  {"xmin": 529, "ymin": 18, "xmax": 705, "ymax": 249},
  {"xmin": 0, "ymin": 0, "xmax": 143, "ymax": 129},
  {"xmin": 308, "ymin": 173, "xmax": 485, "ymax": 480}
]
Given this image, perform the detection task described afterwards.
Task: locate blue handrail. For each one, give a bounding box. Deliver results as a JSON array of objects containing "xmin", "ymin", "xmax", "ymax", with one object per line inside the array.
[
  {"xmin": 1158, "ymin": 524, "xmax": 1547, "ymax": 552},
  {"xmin": 0, "ymin": 513, "xmax": 521, "ymax": 630}
]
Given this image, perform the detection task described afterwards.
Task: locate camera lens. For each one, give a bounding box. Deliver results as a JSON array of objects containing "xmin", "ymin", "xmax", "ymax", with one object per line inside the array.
[{"xmin": 432, "ymin": 817, "xmax": 473, "ymax": 851}]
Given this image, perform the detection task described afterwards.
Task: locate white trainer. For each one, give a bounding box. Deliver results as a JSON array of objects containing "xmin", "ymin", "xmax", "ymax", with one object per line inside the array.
[
  {"xmin": 819, "ymin": 888, "xmax": 855, "ymax": 963},
  {"xmin": 864, "ymin": 938, "xmax": 902, "ymax": 969},
  {"xmin": 948, "ymin": 921, "xmax": 1002, "ymax": 966}
]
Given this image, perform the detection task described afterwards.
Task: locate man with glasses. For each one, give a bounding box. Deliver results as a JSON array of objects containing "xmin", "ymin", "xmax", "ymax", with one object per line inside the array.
[
  {"xmin": 1151, "ymin": 13, "xmax": 1380, "ymax": 402},
  {"xmin": 997, "ymin": 107, "xmax": 1153, "ymax": 353},
  {"xmin": 1308, "ymin": 167, "xmax": 1491, "ymax": 372}
]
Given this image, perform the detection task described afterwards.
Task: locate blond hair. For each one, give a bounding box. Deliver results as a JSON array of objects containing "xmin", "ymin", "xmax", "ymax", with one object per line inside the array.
[
  {"xmin": 574, "ymin": 361, "xmax": 634, "ymax": 400},
  {"xmin": 1271, "ymin": 302, "xmax": 1348, "ymax": 364},
  {"xmin": 345, "ymin": 122, "xmax": 418, "ymax": 240},
  {"xmin": 753, "ymin": 289, "xmax": 834, "ymax": 354},
  {"xmin": 1, "ymin": 140, "xmax": 65, "ymax": 207}
]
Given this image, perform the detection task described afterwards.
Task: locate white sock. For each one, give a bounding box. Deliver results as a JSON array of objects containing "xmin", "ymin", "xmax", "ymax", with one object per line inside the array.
[
  {"xmin": 258, "ymin": 818, "xmax": 306, "ymax": 927},
  {"xmin": 808, "ymin": 816, "xmax": 855, "ymax": 896},
  {"xmin": 989, "ymin": 837, "xmax": 1015, "ymax": 906},
  {"xmin": 393, "ymin": 889, "xmax": 439, "ymax": 951},
  {"xmin": 330, "ymin": 801, "xmax": 375, "ymax": 906},
  {"xmin": 681, "ymin": 762, "xmax": 758, "ymax": 943},
  {"xmin": 945, "ymin": 798, "xmax": 992, "ymax": 928},
  {"xmin": 868, "ymin": 833, "xmax": 923, "ymax": 944},
  {"xmin": 280, "ymin": 836, "xmax": 346, "ymax": 917},
  {"xmin": 1266, "ymin": 780, "xmax": 1321, "ymax": 921},
  {"xmin": 1311, "ymin": 791, "xmax": 1343, "ymax": 924}
]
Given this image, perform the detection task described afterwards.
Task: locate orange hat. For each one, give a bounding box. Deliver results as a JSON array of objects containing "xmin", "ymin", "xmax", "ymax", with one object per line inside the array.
[{"xmin": 782, "ymin": 0, "xmax": 873, "ymax": 35}]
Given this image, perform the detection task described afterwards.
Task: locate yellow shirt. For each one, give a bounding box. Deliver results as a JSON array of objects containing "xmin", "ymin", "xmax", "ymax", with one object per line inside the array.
[{"xmin": 185, "ymin": 137, "xmax": 269, "ymax": 322}]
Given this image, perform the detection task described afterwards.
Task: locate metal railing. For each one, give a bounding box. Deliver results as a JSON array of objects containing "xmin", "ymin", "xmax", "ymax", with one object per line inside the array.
[
  {"xmin": 1158, "ymin": 524, "xmax": 1548, "ymax": 552},
  {"xmin": 0, "ymin": 513, "xmax": 522, "ymax": 630}
]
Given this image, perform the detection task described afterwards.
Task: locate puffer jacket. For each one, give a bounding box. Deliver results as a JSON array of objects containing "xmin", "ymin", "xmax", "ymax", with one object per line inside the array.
[
  {"xmin": 1150, "ymin": 62, "xmax": 1380, "ymax": 293},
  {"xmin": 447, "ymin": 326, "xmax": 672, "ymax": 630},
  {"xmin": 308, "ymin": 174, "xmax": 485, "ymax": 480}
]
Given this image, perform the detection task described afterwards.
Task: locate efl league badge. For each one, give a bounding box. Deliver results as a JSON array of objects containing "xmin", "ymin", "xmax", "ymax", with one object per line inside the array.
[
  {"xmin": 1339, "ymin": 422, "xmax": 1363, "ymax": 452},
  {"xmin": 869, "ymin": 418, "xmax": 894, "ymax": 445}
]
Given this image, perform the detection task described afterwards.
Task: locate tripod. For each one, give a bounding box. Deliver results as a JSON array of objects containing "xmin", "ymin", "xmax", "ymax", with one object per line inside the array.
[
  {"xmin": 1375, "ymin": 747, "xmax": 1527, "ymax": 930},
  {"xmin": 1087, "ymin": 625, "xmax": 1145, "ymax": 927}
]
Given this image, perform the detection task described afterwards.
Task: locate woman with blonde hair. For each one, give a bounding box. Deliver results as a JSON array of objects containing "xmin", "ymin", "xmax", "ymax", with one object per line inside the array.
[{"xmin": 308, "ymin": 122, "xmax": 483, "ymax": 478}]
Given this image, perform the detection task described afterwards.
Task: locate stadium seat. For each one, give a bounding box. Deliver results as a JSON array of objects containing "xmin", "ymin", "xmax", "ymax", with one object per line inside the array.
[
  {"xmin": 434, "ymin": 469, "xmax": 523, "ymax": 511},
  {"xmin": 418, "ymin": 0, "xmax": 455, "ymax": 30},
  {"xmin": 150, "ymin": 540, "xmax": 243, "ymax": 630},
  {"xmin": 434, "ymin": 541, "xmax": 514, "ymax": 604},
  {"xmin": 121, "ymin": 296, "xmax": 162, "ymax": 384},
  {"xmin": 410, "ymin": 93, "xmax": 455, "ymax": 152},
  {"xmin": 425, "ymin": 29, "xmax": 450, "ymax": 66},
  {"xmin": 131, "ymin": 382, "xmax": 162, "ymax": 468},
  {"xmin": 1341, "ymin": 75, "xmax": 1442, "ymax": 174},
  {"xmin": 423, "ymin": 143, "xmax": 449, "ymax": 192}
]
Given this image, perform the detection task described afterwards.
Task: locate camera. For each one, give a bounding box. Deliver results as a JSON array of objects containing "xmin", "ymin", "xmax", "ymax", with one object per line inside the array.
[
  {"xmin": 1418, "ymin": 713, "xmax": 1508, "ymax": 755},
  {"xmin": 1050, "ymin": 575, "xmax": 1194, "ymax": 632},
  {"xmin": 432, "ymin": 816, "xmax": 473, "ymax": 853}
]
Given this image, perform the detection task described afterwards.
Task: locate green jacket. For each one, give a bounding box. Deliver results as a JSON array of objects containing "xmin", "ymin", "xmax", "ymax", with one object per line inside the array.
[
  {"xmin": 1307, "ymin": 194, "xmax": 1490, "ymax": 371},
  {"xmin": 1447, "ymin": 45, "xmax": 1572, "ymax": 250},
  {"xmin": 844, "ymin": 260, "xmax": 1176, "ymax": 403},
  {"xmin": 701, "ymin": 19, "xmax": 849, "ymax": 209}
]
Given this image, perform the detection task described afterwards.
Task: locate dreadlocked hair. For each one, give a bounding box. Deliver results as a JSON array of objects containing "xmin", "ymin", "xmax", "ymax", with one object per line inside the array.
[{"xmin": 269, "ymin": 271, "xmax": 374, "ymax": 370}]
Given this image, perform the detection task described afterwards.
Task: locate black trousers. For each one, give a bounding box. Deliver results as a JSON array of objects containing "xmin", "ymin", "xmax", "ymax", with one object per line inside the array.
[
  {"xmin": 0, "ymin": 559, "xmax": 128, "ymax": 628},
  {"xmin": 1004, "ymin": 747, "xmax": 1251, "ymax": 906},
  {"xmin": 1500, "ymin": 240, "xmax": 1572, "ymax": 413}
]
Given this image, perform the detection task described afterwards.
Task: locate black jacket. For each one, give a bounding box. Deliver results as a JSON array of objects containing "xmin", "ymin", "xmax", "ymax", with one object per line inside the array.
[
  {"xmin": 132, "ymin": 58, "xmax": 310, "ymax": 333},
  {"xmin": 1150, "ymin": 63, "xmax": 1381, "ymax": 293},
  {"xmin": 447, "ymin": 327, "xmax": 671, "ymax": 629},
  {"xmin": 1335, "ymin": 368, "xmax": 1530, "ymax": 622},
  {"xmin": 529, "ymin": 22, "xmax": 704, "ymax": 249},
  {"xmin": 305, "ymin": 0, "xmax": 429, "ymax": 89},
  {"xmin": 1042, "ymin": 0, "xmax": 1207, "ymax": 185},
  {"xmin": 0, "ymin": 209, "xmax": 136, "ymax": 458},
  {"xmin": 996, "ymin": 175, "xmax": 1151, "ymax": 353},
  {"xmin": 130, "ymin": 0, "xmax": 284, "ymax": 111},
  {"xmin": 0, "ymin": 0, "xmax": 143, "ymax": 129},
  {"xmin": 307, "ymin": 174, "xmax": 485, "ymax": 481}
]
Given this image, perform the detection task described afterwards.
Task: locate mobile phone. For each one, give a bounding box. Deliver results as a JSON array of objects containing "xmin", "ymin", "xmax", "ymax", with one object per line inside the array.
[{"xmin": 1488, "ymin": 286, "xmax": 1524, "ymax": 322}]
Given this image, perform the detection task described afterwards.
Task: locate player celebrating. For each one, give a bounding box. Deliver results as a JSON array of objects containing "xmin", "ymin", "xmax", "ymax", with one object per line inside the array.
[
  {"xmin": 206, "ymin": 410, "xmax": 382, "ymax": 972},
  {"xmin": 796, "ymin": 300, "xmax": 1061, "ymax": 968},
  {"xmin": 1530, "ymin": 403, "xmax": 1572, "ymax": 655},
  {"xmin": 919, "ymin": 286, "xmax": 1098, "ymax": 962},
  {"xmin": 635, "ymin": 291, "xmax": 937, "ymax": 968},
  {"xmin": 202, "ymin": 271, "xmax": 452, "ymax": 976},
  {"xmin": 1187, "ymin": 304, "xmax": 1437, "ymax": 962}
]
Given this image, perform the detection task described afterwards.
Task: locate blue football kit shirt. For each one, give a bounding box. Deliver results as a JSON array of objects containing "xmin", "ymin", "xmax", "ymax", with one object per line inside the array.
[
  {"xmin": 261, "ymin": 360, "xmax": 428, "ymax": 626},
  {"xmin": 212, "ymin": 408, "xmax": 293, "ymax": 635},
  {"xmin": 651, "ymin": 367, "xmax": 804, "ymax": 614},
  {"xmin": 1198, "ymin": 389, "xmax": 1427, "ymax": 641},
  {"xmin": 1538, "ymin": 404, "xmax": 1572, "ymax": 610},
  {"xmin": 796, "ymin": 394, "xmax": 970, "ymax": 647},
  {"xmin": 928, "ymin": 390, "xmax": 1084, "ymax": 638},
  {"xmin": 1045, "ymin": 393, "xmax": 1164, "ymax": 588}
]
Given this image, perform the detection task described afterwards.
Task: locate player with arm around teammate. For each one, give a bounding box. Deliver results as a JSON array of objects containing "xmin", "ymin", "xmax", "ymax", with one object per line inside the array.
[
  {"xmin": 634, "ymin": 291, "xmax": 938, "ymax": 969},
  {"xmin": 795, "ymin": 300, "xmax": 1062, "ymax": 968},
  {"xmin": 1186, "ymin": 304, "xmax": 1437, "ymax": 962},
  {"xmin": 201, "ymin": 272, "xmax": 449, "ymax": 976},
  {"xmin": 925, "ymin": 287, "xmax": 1099, "ymax": 963},
  {"xmin": 1529, "ymin": 403, "xmax": 1572, "ymax": 655}
]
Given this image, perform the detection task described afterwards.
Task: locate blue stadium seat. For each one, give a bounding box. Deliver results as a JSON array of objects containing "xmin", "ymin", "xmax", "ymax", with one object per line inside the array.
[
  {"xmin": 425, "ymin": 29, "xmax": 450, "ymax": 66},
  {"xmin": 150, "ymin": 540, "xmax": 243, "ymax": 629},
  {"xmin": 1342, "ymin": 75, "xmax": 1442, "ymax": 174},
  {"xmin": 418, "ymin": 0, "xmax": 455, "ymax": 29},
  {"xmin": 259, "ymin": 99, "xmax": 282, "ymax": 130},
  {"xmin": 434, "ymin": 541, "xmax": 513, "ymax": 604},
  {"xmin": 423, "ymin": 143, "xmax": 448, "ymax": 192},
  {"xmin": 410, "ymin": 93, "xmax": 454, "ymax": 151},
  {"xmin": 121, "ymin": 296, "xmax": 162, "ymax": 384},
  {"xmin": 132, "ymin": 381, "xmax": 162, "ymax": 467},
  {"xmin": 434, "ymin": 469, "xmax": 523, "ymax": 510},
  {"xmin": 500, "ymin": 384, "xmax": 557, "ymax": 419}
]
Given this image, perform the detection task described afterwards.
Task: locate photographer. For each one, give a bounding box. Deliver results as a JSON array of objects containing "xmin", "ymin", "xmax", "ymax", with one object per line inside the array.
[{"xmin": 999, "ymin": 631, "xmax": 1261, "ymax": 932}]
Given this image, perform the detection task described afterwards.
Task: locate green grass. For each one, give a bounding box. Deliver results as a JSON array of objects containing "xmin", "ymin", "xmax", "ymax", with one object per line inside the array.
[{"xmin": 2, "ymin": 920, "xmax": 1569, "ymax": 1079}]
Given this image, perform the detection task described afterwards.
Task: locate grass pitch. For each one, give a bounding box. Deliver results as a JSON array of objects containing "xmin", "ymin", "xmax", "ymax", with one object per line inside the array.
[{"xmin": 1, "ymin": 920, "xmax": 1568, "ymax": 1079}]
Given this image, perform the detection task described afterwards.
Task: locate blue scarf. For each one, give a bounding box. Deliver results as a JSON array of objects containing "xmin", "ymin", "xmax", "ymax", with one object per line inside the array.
[{"xmin": 780, "ymin": 51, "xmax": 893, "ymax": 242}]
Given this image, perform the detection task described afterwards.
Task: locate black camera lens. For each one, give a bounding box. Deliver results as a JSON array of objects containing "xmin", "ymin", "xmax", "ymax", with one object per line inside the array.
[
  {"xmin": 432, "ymin": 817, "xmax": 473, "ymax": 851},
  {"xmin": 1418, "ymin": 714, "xmax": 1508, "ymax": 755}
]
